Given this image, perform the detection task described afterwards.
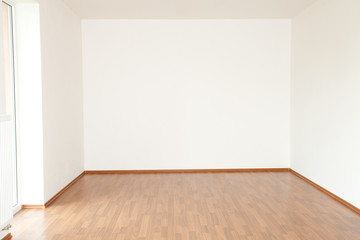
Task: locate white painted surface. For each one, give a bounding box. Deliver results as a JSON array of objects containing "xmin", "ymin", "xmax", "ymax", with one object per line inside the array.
[
  {"xmin": 0, "ymin": 231, "xmax": 9, "ymax": 240},
  {"xmin": 62, "ymin": 0, "xmax": 316, "ymax": 19},
  {"xmin": 83, "ymin": 20, "xmax": 291, "ymax": 170},
  {"xmin": 14, "ymin": 2, "xmax": 44, "ymax": 205},
  {"xmin": 291, "ymin": 0, "xmax": 360, "ymax": 208},
  {"xmin": 39, "ymin": 0, "xmax": 84, "ymax": 202},
  {"xmin": 0, "ymin": 3, "xmax": 13, "ymax": 229},
  {"xmin": 0, "ymin": 3, "xmax": 5, "ymax": 114},
  {"xmin": 0, "ymin": 120, "xmax": 13, "ymax": 230}
]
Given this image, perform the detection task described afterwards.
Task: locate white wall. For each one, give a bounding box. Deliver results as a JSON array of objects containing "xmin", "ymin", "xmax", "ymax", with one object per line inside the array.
[
  {"xmin": 15, "ymin": 2, "xmax": 44, "ymax": 205},
  {"xmin": 39, "ymin": 0, "xmax": 84, "ymax": 202},
  {"xmin": 291, "ymin": 0, "xmax": 360, "ymax": 208},
  {"xmin": 83, "ymin": 20, "xmax": 291, "ymax": 170}
]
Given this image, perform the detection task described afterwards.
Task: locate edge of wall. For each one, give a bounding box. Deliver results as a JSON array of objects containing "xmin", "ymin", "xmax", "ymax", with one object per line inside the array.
[
  {"xmin": 84, "ymin": 168, "xmax": 290, "ymax": 174},
  {"xmin": 22, "ymin": 205, "xmax": 45, "ymax": 209},
  {"xmin": 20, "ymin": 168, "xmax": 360, "ymax": 216},
  {"xmin": 44, "ymin": 172, "xmax": 85, "ymax": 208},
  {"xmin": 21, "ymin": 171, "xmax": 85, "ymax": 209},
  {"xmin": 289, "ymin": 169, "xmax": 360, "ymax": 216},
  {"xmin": 1, "ymin": 233, "xmax": 12, "ymax": 240}
]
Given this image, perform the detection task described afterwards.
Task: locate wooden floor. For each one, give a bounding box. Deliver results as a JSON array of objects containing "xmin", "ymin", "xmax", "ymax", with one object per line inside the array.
[{"xmin": 11, "ymin": 172, "xmax": 360, "ymax": 240}]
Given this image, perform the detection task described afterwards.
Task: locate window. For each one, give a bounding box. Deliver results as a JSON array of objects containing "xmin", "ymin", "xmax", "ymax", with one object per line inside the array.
[{"xmin": 2, "ymin": 0, "xmax": 18, "ymax": 208}]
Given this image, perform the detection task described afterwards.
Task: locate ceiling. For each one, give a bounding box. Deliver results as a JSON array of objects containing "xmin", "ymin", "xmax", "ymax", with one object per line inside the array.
[{"xmin": 61, "ymin": 0, "xmax": 317, "ymax": 19}]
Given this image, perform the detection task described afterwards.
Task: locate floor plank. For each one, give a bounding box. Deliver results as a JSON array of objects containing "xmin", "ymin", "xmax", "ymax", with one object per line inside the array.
[{"xmin": 11, "ymin": 172, "xmax": 360, "ymax": 239}]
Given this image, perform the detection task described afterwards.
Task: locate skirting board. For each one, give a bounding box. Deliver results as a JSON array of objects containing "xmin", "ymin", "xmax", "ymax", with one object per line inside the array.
[
  {"xmin": 44, "ymin": 172, "xmax": 85, "ymax": 208},
  {"xmin": 20, "ymin": 168, "xmax": 289, "ymax": 209},
  {"xmin": 20, "ymin": 168, "xmax": 360, "ymax": 216},
  {"xmin": 1, "ymin": 233, "xmax": 12, "ymax": 240},
  {"xmin": 22, "ymin": 205, "xmax": 45, "ymax": 209},
  {"xmin": 84, "ymin": 168, "xmax": 360, "ymax": 215},
  {"xmin": 21, "ymin": 172, "xmax": 85, "ymax": 209},
  {"xmin": 84, "ymin": 168, "xmax": 290, "ymax": 174},
  {"xmin": 289, "ymin": 169, "xmax": 360, "ymax": 216}
]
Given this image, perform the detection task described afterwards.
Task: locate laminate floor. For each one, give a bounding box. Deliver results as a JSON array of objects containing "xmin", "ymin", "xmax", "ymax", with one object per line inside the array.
[{"xmin": 11, "ymin": 172, "xmax": 360, "ymax": 240}]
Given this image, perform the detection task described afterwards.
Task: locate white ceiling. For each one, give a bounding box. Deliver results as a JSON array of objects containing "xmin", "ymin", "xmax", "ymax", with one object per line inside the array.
[{"xmin": 61, "ymin": 0, "xmax": 317, "ymax": 19}]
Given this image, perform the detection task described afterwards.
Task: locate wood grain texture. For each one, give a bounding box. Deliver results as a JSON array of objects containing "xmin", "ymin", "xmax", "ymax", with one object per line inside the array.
[
  {"xmin": 21, "ymin": 205, "xmax": 44, "ymax": 209},
  {"xmin": 1, "ymin": 233, "xmax": 12, "ymax": 240},
  {"xmin": 289, "ymin": 169, "xmax": 360, "ymax": 215},
  {"xmin": 11, "ymin": 172, "xmax": 360, "ymax": 240},
  {"xmin": 20, "ymin": 172, "xmax": 85, "ymax": 209},
  {"xmin": 85, "ymin": 168, "xmax": 290, "ymax": 174},
  {"xmin": 44, "ymin": 172, "xmax": 85, "ymax": 208}
]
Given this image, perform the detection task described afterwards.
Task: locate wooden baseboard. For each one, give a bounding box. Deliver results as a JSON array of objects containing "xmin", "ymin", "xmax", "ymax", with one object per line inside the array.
[
  {"xmin": 44, "ymin": 172, "xmax": 85, "ymax": 208},
  {"xmin": 84, "ymin": 168, "xmax": 290, "ymax": 174},
  {"xmin": 22, "ymin": 205, "xmax": 45, "ymax": 209},
  {"xmin": 289, "ymin": 169, "xmax": 360, "ymax": 216},
  {"xmin": 21, "ymin": 172, "xmax": 85, "ymax": 209},
  {"xmin": 2, "ymin": 233, "xmax": 12, "ymax": 240},
  {"xmin": 19, "ymin": 168, "xmax": 360, "ymax": 217}
]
